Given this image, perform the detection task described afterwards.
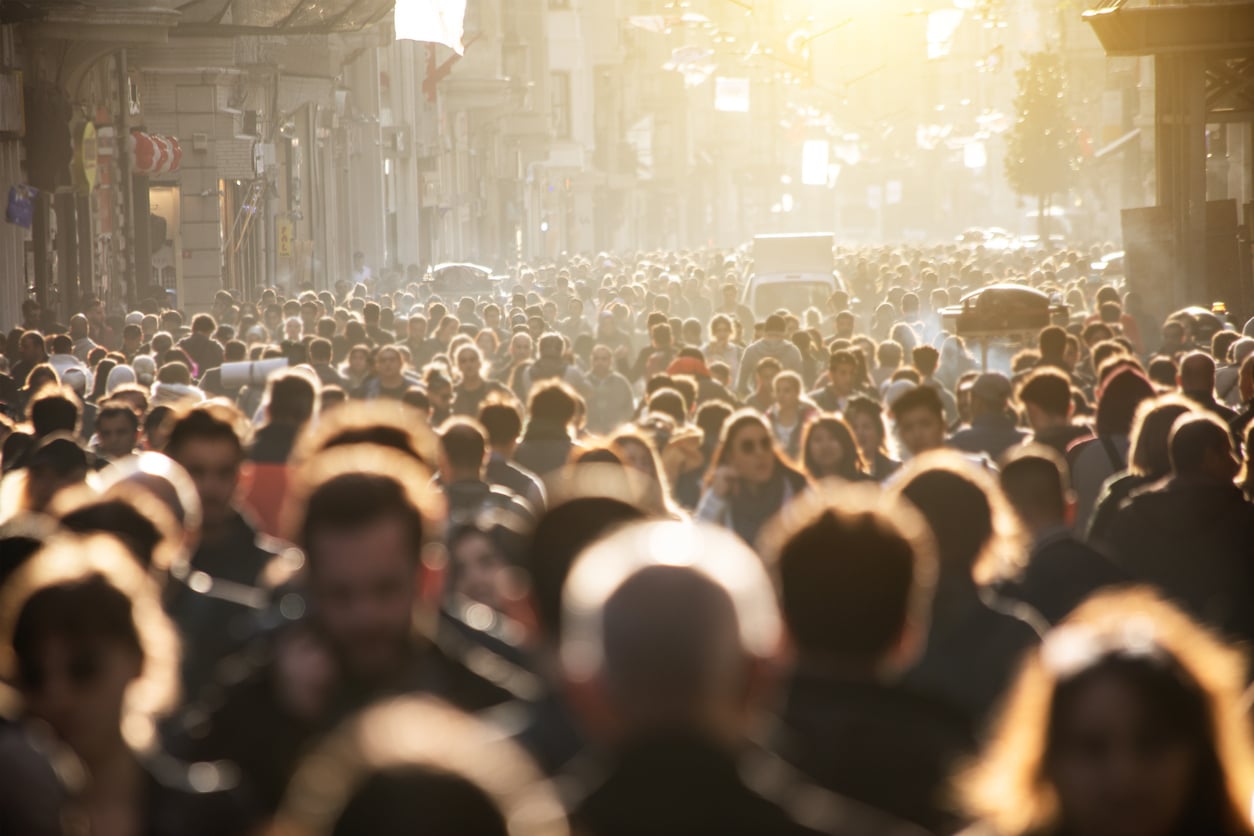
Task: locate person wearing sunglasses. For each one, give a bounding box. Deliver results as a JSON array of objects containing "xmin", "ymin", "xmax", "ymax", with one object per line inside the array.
[
  {"xmin": 696, "ymin": 410, "xmax": 810, "ymax": 547},
  {"xmin": 0, "ymin": 533, "xmax": 254, "ymax": 835}
]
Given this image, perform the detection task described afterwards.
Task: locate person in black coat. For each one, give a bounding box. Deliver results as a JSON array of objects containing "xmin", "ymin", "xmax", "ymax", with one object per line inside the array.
[
  {"xmin": 559, "ymin": 520, "xmax": 925, "ymax": 836},
  {"xmin": 997, "ymin": 446, "xmax": 1128, "ymax": 625},
  {"xmin": 762, "ymin": 483, "xmax": 976, "ymax": 835},
  {"xmin": 1106, "ymin": 413, "xmax": 1254, "ymax": 647}
]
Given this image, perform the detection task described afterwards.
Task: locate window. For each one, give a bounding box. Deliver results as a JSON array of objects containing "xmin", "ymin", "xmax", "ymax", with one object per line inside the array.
[{"xmin": 550, "ymin": 71, "xmax": 571, "ymax": 139}]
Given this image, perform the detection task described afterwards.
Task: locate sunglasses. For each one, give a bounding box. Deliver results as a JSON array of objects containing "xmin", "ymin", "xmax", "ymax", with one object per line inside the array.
[
  {"xmin": 22, "ymin": 649, "xmax": 104, "ymax": 692},
  {"xmin": 738, "ymin": 436, "xmax": 773, "ymax": 455}
]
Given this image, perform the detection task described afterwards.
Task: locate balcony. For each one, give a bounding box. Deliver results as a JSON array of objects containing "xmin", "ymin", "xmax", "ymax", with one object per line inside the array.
[{"xmin": 173, "ymin": 0, "xmax": 394, "ymax": 35}]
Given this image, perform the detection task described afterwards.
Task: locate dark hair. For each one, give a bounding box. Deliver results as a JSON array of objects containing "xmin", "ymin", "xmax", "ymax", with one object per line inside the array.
[
  {"xmin": 527, "ymin": 497, "xmax": 646, "ymax": 641},
  {"xmin": 479, "ymin": 400, "xmax": 523, "ymax": 447},
  {"xmin": 829, "ymin": 348, "xmax": 858, "ymax": 371},
  {"xmin": 528, "ymin": 381, "xmax": 578, "ymax": 427},
  {"xmin": 1170, "ymin": 414, "xmax": 1231, "ymax": 477},
  {"xmin": 844, "ymin": 395, "xmax": 887, "ymax": 451},
  {"xmin": 648, "ymin": 388, "xmax": 686, "ymax": 426},
  {"xmin": 912, "ymin": 345, "xmax": 940, "ymax": 377},
  {"xmin": 440, "ymin": 418, "xmax": 487, "ymax": 472},
  {"xmin": 890, "ymin": 385, "xmax": 944, "ymax": 424},
  {"xmin": 13, "ymin": 573, "xmax": 142, "ymax": 690},
  {"xmin": 899, "ymin": 465, "xmax": 994, "ymax": 573},
  {"xmin": 29, "ymin": 387, "xmax": 81, "ymax": 438},
  {"xmin": 97, "ymin": 400, "xmax": 140, "ymax": 433},
  {"xmin": 267, "ymin": 373, "xmax": 317, "ymax": 426},
  {"xmin": 1018, "ymin": 369, "xmax": 1072, "ymax": 418},
  {"xmin": 1095, "ymin": 368, "xmax": 1155, "ymax": 437},
  {"xmin": 191, "ymin": 314, "xmax": 216, "ymax": 334},
  {"xmin": 165, "ymin": 402, "xmax": 245, "ymax": 460},
  {"xmin": 331, "ymin": 768, "xmax": 510, "ymax": 836},
  {"xmin": 295, "ymin": 468, "xmax": 430, "ymax": 570},
  {"xmin": 765, "ymin": 488, "xmax": 933, "ymax": 662},
  {"xmin": 801, "ymin": 415, "xmax": 867, "ymax": 481},
  {"xmin": 1000, "ymin": 447, "xmax": 1068, "ymax": 522}
]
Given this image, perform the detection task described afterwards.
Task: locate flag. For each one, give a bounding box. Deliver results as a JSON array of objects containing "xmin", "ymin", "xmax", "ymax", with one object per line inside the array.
[{"xmin": 396, "ymin": 0, "xmax": 468, "ymax": 55}]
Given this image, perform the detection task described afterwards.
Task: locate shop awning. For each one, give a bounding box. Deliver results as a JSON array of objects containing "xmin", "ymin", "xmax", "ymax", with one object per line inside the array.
[{"xmin": 128, "ymin": 131, "xmax": 182, "ymax": 175}]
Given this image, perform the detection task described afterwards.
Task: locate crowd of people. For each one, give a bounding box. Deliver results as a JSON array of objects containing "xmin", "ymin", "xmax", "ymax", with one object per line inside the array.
[{"xmin": 1, "ymin": 241, "xmax": 1254, "ymax": 836}]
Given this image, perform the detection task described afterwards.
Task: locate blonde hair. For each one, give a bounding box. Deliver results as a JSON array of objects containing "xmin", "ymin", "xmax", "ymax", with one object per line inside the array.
[{"xmin": 960, "ymin": 588, "xmax": 1254, "ymax": 836}]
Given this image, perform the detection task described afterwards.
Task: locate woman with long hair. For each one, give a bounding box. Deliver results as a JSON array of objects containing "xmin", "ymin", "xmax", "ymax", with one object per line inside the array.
[
  {"xmin": 766, "ymin": 371, "xmax": 818, "ymax": 461},
  {"xmin": 801, "ymin": 414, "xmax": 871, "ymax": 483},
  {"xmin": 960, "ymin": 588, "xmax": 1254, "ymax": 836},
  {"xmin": 609, "ymin": 429, "xmax": 686, "ymax": 519},
  {"xmin": 696, "ymin": 410, "xmax": 810, "ymax": 545},
  {"xmin": 844, "ymin": 395, "xmax": 902, "ymax": 482}
]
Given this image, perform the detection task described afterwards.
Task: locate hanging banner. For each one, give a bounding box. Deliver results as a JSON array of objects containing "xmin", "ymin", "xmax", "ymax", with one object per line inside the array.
[
  {"xmin": 277, "ymin": 218, "xmax": 294, "ymax": 257},
  {"xmin": 395, "ymin": 0, "xmax": 468, "ymax": 54}
]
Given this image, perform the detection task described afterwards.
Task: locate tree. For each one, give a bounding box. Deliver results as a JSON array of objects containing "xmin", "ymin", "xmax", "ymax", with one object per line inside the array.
[{"xmin": 1004, "ymin": 51, "xmax": 1082, "ymax": 239}]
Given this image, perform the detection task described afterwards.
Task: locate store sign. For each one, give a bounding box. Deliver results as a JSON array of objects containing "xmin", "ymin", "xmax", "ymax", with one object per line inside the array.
[
  {"xmin": 277, "ymin": 218, "xmax": 294, "ymax": 256},
  {"xmin": 75, "ymin": 122, "xmax": 98, "ymax": 193}
]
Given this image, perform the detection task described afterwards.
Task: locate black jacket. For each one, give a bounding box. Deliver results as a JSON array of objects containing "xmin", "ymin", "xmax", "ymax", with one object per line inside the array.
[
  {"xmin": 568, "ymin": 734, "xmax": 926, "ymax": 836},
  {"xmin": 773, "ymin": 669, "xmax": 976, "ymax": 834},
  {"xmin": 1107, "ymin": 478, "xmax": 1254, "ymax": 645},
  {"xmin": 997, "ymin": 528, "xmax": 1129, "ymax": 625}
]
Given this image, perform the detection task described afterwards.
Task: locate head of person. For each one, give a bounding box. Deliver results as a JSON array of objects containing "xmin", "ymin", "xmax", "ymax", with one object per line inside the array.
[
  {"xmin": 764, "ymin": 314, "xmax": 786, "ymax": 339},
  {"xmin": 439, "ymin": 418, "xmax": 488, "ymax": 482},
  {"xmin": 375, "ymin": 346, "xmax": 405, "ymax": 385},
  {"xmin": 829, "ymin": 349, "xmax": 858, "ymax": 396},
  {"xmin": 971, "ymin": 372, "xmax": 1014, "ymax": 420},
  {"xmin": 890, "ymin": 385, "xmax": 947, "ymax": 458},
  {"xmin": 95, "ymin": 400, "xmax": 141, "ymax": 461},
  {"xmin": 1000, "ymin": 445, "xmax": 1074, "ymax": 533},
  {"xmin": 284, "ymin": 446, "xmax": 442, "ymax": 679},
  {"xmin": 1039, "ymin": 325, "xmax": 1068, "ymax": 365},
  {"xmin": 1126, "ymin": 396, "xmax": 1195, "ymax": 480},
  {"xmin": 164, "ymin": 402, "xmax": 249, "ymax": 528},
  {"xmin": 710, "ymin": 314, "xmax": 733, "ymax": 344},
  {"xmin": 29, "ymin": 384, "xmax": 81, "ymax": 439},
  {"xmin": 1096, "ymin": 368, "xmax": 1156, "ymax": 438},
  {"xmin": 894, "ymin": 450, "xmax": 1022, "ymax": 583},
  {"xmin": 1018, "ymin": 369, "xmax": 1073, "ymax": 433},
  {"xmin": 191, "ymin": 313, "xmax": 216, "ymax": 337},
  {"xmin": 19, "ymin": 331, "xmax": 47, "ymax": 365},
  {"xmin": 1178, "ymin": 351, "xmax": 1217, "ymax": 397},
  {"xmin": 23, "ymin": 434, "xmax": 90, "ymax": 513},
  {"xmin": 528, "ymin": 381, "xmax": 578, "ymax": 432},
  {"xmin": 709, "ymin": 410, "xmax": 783, "ymax": 487},
  {"xmin": 845, "ymin": 395, "xmax": 889, "ymax": 459},
  {"xmin": 961, "ymin": 589, "xmax": 1254, "ymax": 836},
  {"xmin": 455, "ymin": 344, "xmax": 484, "ymax": 384},
  {"xmin": 753, "ymin": 356, "xmax": 781, "ymax": 394},
  {"xmin": 801, "ymin": 414, "xmax": 866, "ymax": 481},
  {"xmin": 266, "ymin": 371, "xmax": 319, "ymax": 428},
  {"xmin": 1169, "ymin": 413, "xmax": 1240, "ymax": 484},
  {"xmin": 761, "ymin": 483, "xmax": 937, "ymax": 675},
  {"xmin": 0, "ymin": 534, "xmax": 180, "ymax": 760},
  {"xmin": 772, "ymin": 371, "xmax": 803, "ymax": 411},
  {"xmin": 271, "ymin": 696, "xmax": 568, "ymax": 836},
  {"xmin": 561, "ymin": 520, "xmax": 783, "ymax": 744}
]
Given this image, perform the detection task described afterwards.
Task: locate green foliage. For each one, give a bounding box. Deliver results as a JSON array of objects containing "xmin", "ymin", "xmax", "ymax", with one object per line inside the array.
[{"xmin": 1004, "ymin": 51, "xmax": 1081, "ymax": 211}]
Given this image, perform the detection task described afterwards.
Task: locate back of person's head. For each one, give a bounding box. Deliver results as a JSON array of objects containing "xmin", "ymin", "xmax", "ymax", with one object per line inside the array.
[
  {"xmin": 999, "ymin": 446, "xmax": 1070, "ymax": 527},
  {"xmin": 764, "ymin": 314, "xmax": 786, "ymax": 335},
  {"xmin": 527, "ymin": 495, "xmax": 647, "ymax": 644},
  {"xmin": 1018, "ymin": 369, "xmax": 1072, "ymax": 418},
  {"xmin": 273, "ymin": 696, "xmax": 568, "ymax": 836},
  {"xmin": 760, "ymin": 484, "xmax": 937, "ymax": 670},
  {"xmin": 52, "ymin": 486, "xmax": 180, "ymax": 573},
  {"xmin": 440, "ymin": 418, "xmax": 487, "ymax": 474},
  {"xmin": 1127, "ymin": 395, "xmax": 1195, "ymax": 478},
  {"xmin": 156, "ymin": 361, "xmax": 192, "ymax": 386},
  {"xmin": 561, "ymin": 520, "xmax": 782, "ymax": 734},
  {"xmin": 1179, "ymin": 351, "xmax": 1217, "ymax": 393},
  {"xmin": 1147, "ymin": 355, "xmax": 1179, "ymax": 389},
  {"xmin": 648, "ymin": 388, "xmax": 686, "ymax": 426},
  {"xmin": 479, "ymin": 400, "xmax": 523, "ymax": 448},
  {"xmin": 49, "ymin": 334, "xmax": 73, "ymax": 355},
  {"xmin": 191, "ymin": 313, "xmax": 216, "ymax": 335},
  {"xmin": 295, "ymin": 401, "xmax": 437, "ymax": 466},
  {"xmin": 1038, "ymin": 325, "xmax": 1067, "ymax": 360},
  {"xmin": 266, "ymin": 372, "xmax": 318, "ymax": 426},
  {"xmin": 29, "ymin": 385, "xmax": 81, "ymax": 438},
  {"xmin": 1169, "ymin": 413, "xmax": 1236, "ymax": 479},
  {"xmin": 894, "ymin": 450, "xmax": 1021, "ymax": 581},
  {"xmin": 877, "ymin": 340, "xmax": 903, "ymax": 368},
  {"xmin": 1096, "ymin": 367, "xmax": 1155, "ymax": 437},
  {"xmin": 912, "ymin": 344, "xmax": 940, "ymax": 377},
  {"xmin": 529, "ymin": 381, "xmax": 578, "ymax": 427},
  {"xmin": 309, "ymin": 338, "xmax": 332, "ymax": 364}
]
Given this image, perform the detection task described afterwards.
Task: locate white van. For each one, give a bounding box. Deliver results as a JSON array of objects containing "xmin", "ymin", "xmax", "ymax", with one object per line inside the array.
[{"xmin": 742, "ymin": 233, "xmax": 844, "ymax": 317}]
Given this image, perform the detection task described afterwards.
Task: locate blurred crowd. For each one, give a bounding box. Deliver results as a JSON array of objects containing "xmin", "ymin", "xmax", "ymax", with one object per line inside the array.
[{"xmin": 2, "ymin": 242, "xmax": 1254, "ymax": 836}]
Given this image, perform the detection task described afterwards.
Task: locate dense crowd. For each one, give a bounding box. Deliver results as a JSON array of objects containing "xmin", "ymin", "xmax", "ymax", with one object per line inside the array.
[{"xmin": 2, "ymin": 242, "xmax": 1254, "ymax": 836}]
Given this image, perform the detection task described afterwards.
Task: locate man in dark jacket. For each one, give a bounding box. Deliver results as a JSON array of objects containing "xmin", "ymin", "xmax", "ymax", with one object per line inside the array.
[
  {"xmin": 480, "ymin": 400, "xmax": 546, "ymax": 511},
  {"xmin": 1018, "ymin": 368, "xmax": 1091, "ymax": 457},
  {"xmin": 765, "ymin": 484, "xmax": 975, "ymax": 835},
  {"xmin": 1107, "ymin": 413, "xmax": 1254, "ymax": 646},
  {"xmin": 178, "ymin": 314, "xmax": 225, "ymax": 379},
  {"xmin": 947, "ymin": 372, "xmax": 1027, "ymax": 461},
  {"xmin": 998, "ymin": 446, "xmax": 1127, "ymax": 624},
  {"xmin": 562, "ymin": 520, "xmax": 924, "ymax": 836},
  {"xmin": 167, "ymin": 448, "xmax": 514, "ymax": 814}
]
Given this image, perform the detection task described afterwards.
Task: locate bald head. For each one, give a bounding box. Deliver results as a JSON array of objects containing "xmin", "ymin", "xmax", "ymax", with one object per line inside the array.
[{"xmin": 1178, "ymin": 351, "xmax": 1216, "ymax": 395}]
